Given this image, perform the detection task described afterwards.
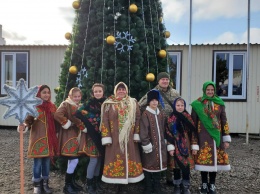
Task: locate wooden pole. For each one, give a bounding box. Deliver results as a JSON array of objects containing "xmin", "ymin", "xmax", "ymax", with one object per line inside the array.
[{"xmin": 19, "ymin": 125, "xmax": 25, "ymax": 194}]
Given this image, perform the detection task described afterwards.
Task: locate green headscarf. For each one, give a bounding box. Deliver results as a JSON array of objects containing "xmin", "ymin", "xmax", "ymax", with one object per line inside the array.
[{"xmin": 191, "ymin": 81, "xmax": 225, "ymax": 147}]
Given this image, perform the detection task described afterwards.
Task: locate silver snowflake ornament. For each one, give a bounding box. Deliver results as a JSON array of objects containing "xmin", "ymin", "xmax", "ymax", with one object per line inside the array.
[
  {"xmin": 0, "ymin": 78, "xmax": 43, "ymax": 124},
  {"xmin": 115, "ymin": 31, "xmax": 136, "ymax": 53}
]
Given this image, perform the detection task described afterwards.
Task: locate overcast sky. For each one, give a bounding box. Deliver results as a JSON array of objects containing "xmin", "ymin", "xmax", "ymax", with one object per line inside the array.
[{"xmin": 0, "ymin": 0, "xmax": 259, "ymax": 45}]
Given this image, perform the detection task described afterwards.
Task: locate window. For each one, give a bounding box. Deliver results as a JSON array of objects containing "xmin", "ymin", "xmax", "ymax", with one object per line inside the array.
[
  {"xmin": 213, "ymin": 51, "xmax": 246, "ymax": 100},
  {"xmin": 1, "ymin": 52, "xmax": 29, "ymax": 94},
  {"xmin": 168, "ymin": 51, "xmax": 181, "ymax": 93}
]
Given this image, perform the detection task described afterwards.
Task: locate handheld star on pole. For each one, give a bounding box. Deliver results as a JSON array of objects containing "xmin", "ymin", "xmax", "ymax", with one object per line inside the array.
[
  {"xmin": 0, "ymin": 78, "xmax": 43, "ymax": 194},
  {"xmin": 0, "ymin": 78, "xmax": 42, "ymax": 124}
]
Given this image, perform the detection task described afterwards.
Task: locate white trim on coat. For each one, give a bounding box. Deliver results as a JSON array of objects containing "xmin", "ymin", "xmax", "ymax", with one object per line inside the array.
[
  {"xmin": 101, "ymin": 173, "xmax": 144, "ymax": 184},
  {"xmin": 191, "ymin": 144, "xmax": 199, "ymax": 150},
  {"xmin": 167, "ymin": 144, "xmax": 175, "ymax": 151},
  {"xmin": 134, "ymin": 134, "xmax": 141, "ymax": 141},
  {"xmin": 143, "ymin": 168, "xmax": 167, "ymax": 172},
  {"xmin": 142, "ymin": 143, "xmax": 153, "ymax": 153},
  {"xmin": 62, "ymin": 119, "xmax": 71, "ymax": 129},
  {"xmin": 102, "ymin": 137, "xmax": 112, "ymax": 145},
  {"xmin": 223, "ymin": 135, "xmax": 231, "ymax": 142}
]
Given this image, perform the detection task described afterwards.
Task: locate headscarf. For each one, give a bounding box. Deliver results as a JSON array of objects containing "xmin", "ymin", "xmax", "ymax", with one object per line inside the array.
[
  {"xmin": 167, "ymin": 98, "xmax": 196, "ymax": 156},
  {"xmin": 36, "ymin": 85, "xmax": 59, "ymax": 157},
  {"xmin": 191, "ymin": 81, "xmax": 225, "ymax": 147},
  {"xmin": 100, "ymin": 82, "xmax": 136, "ymax": 153},
  {"xmin": 170, "ymin": 97, "xmax": 196, "ymax": 137}
]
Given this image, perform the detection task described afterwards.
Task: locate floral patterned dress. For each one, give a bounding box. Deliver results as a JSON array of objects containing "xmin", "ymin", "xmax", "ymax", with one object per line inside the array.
[{"xmin": 191, "ymin": 100, "xmax": 231, "ymax": 172}]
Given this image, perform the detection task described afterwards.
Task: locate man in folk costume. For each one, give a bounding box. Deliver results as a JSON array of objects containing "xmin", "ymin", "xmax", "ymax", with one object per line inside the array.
[
  {"xmin": 191, "ymin": 81, "xmax": 231, "ymax": 194},
  {"xmin": 100, "ymin": 82, "xmax": 144, "ymax": 193},
  {"xmin": 139, "ymin": 72, "xmax": 180, "ymax": 185},
  {"xmin": 140, "ymin": 90, "xmax": 168, "ymax": 194}
]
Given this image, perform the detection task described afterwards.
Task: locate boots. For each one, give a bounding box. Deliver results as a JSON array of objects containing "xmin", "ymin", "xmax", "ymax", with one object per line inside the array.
[
  {"xmin": 200, "ymin": 183, "xmax": 208, "ymax": 194},
  {"xmin": 63, "ymin": 173, "xmax": 78, "ymax": 194},
  {"xmin": 86, "ymin": 178, "xmax": 96, "ymax": 194},
  {"xmin": 33, "ymin": 181, "xmax": 42, "ymax": 194},
  {"xmin": 42, "ymin": 179, "xmax": 53, "ymax": 194},
  {"xmin": 208, "ymin": 184, "xmax": 217, "ymax": 194},
  {"xmin": 173, "ymin": 184, "xmax": 181, "ymax": 194},
  {"xmin": 182, "ymin": 180, "xmax": 191, "ymax": 194},
  {"xmin": 143, "ymin": 171, "xmax": 152, "ymax": 194},
  {"xmin": 71, "ymin": 174, "xmax": 83, "ymax": 192},
  {"xmin": 173, "ymin": 179, "xmax": 182, "ymax": 194}
]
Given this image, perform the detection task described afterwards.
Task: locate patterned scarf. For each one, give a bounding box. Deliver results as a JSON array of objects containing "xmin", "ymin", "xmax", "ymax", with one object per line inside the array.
[
  {"xmin": 168, "ymin": 98, "xmax": 196, "ymax": 156},
  {"xmin": 100, "ymin": 82, "xmax": 136, "ymax": 153},
  {"xmin": 191, "ymin": 81, "xmax": 225, "ymax": 147},
  {"xmin": 36, "ymin": 86, "xmax": 58, "ymax": 157},
  {"xmin": 37, "ymin": 101, "xmax": 58, "ymax": 157},
  {"xmin": 76, "ymin": 97, "xmax": 106, "ymax": 155}
]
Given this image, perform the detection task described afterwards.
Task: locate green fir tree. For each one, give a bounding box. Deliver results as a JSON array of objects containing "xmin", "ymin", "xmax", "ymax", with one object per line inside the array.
[{"xmin": 55, "ymin": 0, "xmax": 172, "ymax": 105}]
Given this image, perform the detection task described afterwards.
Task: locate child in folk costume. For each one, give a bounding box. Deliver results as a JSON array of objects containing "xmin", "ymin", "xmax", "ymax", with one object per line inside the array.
[
  {"xmin": 140, "ymin": 90, "xmax": 167, "ymax": 194},
  {"xmin": 191, "ymin": 81, "xmax": 231, "ymax": 194},
  {"xmin": 75, "ymin": 83, "xmax": 106, "ymax": 194},
  {"xmin": 24, "ymin": 85, "xmax": 59, "ymax": 194},
  {"xmin": 166, "ymin": 97, "xmax": 199, "ymax": 194},
  {"xmin": 54, "ymin": 87, "xmax": 86, "ymax": 194}
]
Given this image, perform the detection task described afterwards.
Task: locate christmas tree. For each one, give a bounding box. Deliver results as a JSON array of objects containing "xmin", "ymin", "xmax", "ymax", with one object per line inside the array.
[{"xmin": 55, "ymin": 0, "xmax": 172, "ymax": 105}]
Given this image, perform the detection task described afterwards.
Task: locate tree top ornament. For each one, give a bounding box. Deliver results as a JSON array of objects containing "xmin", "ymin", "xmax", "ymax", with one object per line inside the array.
[{"xmin": 0, "ymin": 78, "xmax": 43, "ymax": 124}]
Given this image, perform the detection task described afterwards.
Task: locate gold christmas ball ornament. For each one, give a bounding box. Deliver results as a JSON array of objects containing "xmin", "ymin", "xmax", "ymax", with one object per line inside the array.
[
  {"xmin": 106, "ymin": 35, "xmax": 116, "ymax": 45},
  {"xmin": 65, "ymin": 32, "xmax": 71, "ymax": 40},
  {"xmin": 54, "ymin": 86, "xmax": 60, "ymax": 93},
  {"xmin": 159, "ymin": 17, "xmax": 163, "ymax": 23},
  {"xmin": 146, "ymin": 73, "xmax": 155, "ymax": 82},
  {"xmin": 69, "ymin": 66, "xmax": 78, "ymax": 74},
  {"xmin": 72, "ymin": 1, "xmax": 80, "ymax": 9},
  {"xmin": 158, "ymin": 50, "xmax": 167, "ymax": 58},
  {"xmin": 129, "ymin": 4, "xmax": 138, "ymax": 13},
  {"xmin": 164, "ymin": 31, "xmax": 171, "ymax": 38}
]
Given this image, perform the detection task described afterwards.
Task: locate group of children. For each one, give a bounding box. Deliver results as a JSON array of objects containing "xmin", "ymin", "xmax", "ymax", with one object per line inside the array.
[{"xmin": 22, "ymin": 80, "xmax": 231, "ymax": 194}]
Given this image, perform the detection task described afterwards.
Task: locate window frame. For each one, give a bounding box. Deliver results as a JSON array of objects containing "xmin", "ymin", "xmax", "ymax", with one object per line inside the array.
[
  {"xmin": 1, "ymin": 51, "xmax": 29, "ymax": 96},
  {"xmin": 167, "ymin": 50, "xmax": 182, "ymax": 94},
  {"xmin": 213, "ymin": 50, "xmax": 247, "ymax": 101}
]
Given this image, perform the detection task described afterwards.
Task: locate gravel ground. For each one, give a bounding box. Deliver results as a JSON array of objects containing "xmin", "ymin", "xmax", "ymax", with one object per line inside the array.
[{"xmin": 0, "ymin": 128, "xmax": 260, "ymax": 194}]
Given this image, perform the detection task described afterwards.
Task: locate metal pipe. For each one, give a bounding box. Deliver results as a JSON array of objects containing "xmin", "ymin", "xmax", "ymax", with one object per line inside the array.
[
  {"xmin": 187, "ymin": 0, "xmax": 192, "ymax": 112},
  {"xmin": 246, "ymin": 0, "xmax": 250, "ymax": 144}
]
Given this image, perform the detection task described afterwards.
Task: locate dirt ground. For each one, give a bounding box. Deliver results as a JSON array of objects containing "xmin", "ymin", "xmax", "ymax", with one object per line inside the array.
[{"xmin": 0, "ymin": 128, "xmax": 260, "ymax": 194}]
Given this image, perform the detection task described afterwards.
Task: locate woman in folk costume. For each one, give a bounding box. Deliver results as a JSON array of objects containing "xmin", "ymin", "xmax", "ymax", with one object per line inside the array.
[
  {"xmin": 140, "ymin": 90, "xmax": 167, "ymax": 194},
  {"xmin": 191, "ymin": 81, "xmax": 231, "ymax": 194},
  {"xmin": 166, "ymin": 97, "xmax": 199, "ymax": 194},
  {"xmin": 75, "ymin": 83, "xmax": 106, "ymax": 194},
  {"xmin": 54, "ymin": 87, "xmax": 86, "ymax": 194},
  {"xmin": 24, "ymin": 85, "xmax": 59, "ymax": 194},
  {"xmin": 100, "ymin": 82, "xmax": 144, "ymax": 193}
]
